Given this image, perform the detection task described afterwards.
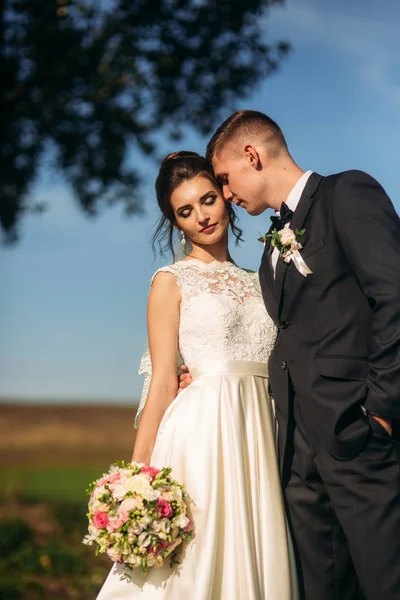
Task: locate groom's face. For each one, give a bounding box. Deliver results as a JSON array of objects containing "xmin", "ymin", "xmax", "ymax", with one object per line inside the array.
[{"xmin": 212, "ymin": 148, "xmax": 268, "ymax": 216}]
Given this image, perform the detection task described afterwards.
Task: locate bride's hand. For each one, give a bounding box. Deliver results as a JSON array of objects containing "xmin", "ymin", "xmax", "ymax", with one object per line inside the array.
[{"xmin": 178, "ymin": 365, "xmax": 192, "ymax": 392}]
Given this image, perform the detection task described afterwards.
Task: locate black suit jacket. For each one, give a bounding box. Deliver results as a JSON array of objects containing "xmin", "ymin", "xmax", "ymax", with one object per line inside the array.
[{"xmin": 259, "ymin": 171, "xmax": 400, "ymax": 463}]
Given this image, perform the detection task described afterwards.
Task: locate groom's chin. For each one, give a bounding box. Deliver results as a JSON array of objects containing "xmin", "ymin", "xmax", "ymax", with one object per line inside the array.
[{"xmin": 247, "ymin": 205, "xmax": 268, "ymax": 216}]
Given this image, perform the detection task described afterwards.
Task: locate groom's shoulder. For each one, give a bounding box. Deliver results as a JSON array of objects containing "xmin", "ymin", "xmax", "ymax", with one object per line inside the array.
[
  {"xmin": 322, "ymin": 170, "xmax": 383, "ymax": 199},
  {"xmin": 325, "ymin": 169, "xmax": 376, "ymax": 186}
]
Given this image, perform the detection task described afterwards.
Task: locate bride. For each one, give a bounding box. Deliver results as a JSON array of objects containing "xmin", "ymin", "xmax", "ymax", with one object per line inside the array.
[{"xmin": 96, "ymin": 151, "xmax": 298, "ymax": 599}]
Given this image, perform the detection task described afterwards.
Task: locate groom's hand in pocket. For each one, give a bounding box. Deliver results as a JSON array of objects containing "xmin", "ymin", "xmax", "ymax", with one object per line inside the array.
[
  {"xmin": 178, "ymin": 365, "xmax": 192, "ymax": 393},
  {"xmin": 370, "ymin": 414, "xmax": 392, "ymax": 436}
]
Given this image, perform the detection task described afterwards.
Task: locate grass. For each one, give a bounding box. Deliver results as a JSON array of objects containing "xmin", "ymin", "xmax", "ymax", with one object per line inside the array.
[
  {"xmin": 0, "ymin": 402, "xmax": 139, "ymax": 599},
  {"xmin": 0, "ymin": 495, "xmax": 111, "ymax": 600},
  {"xmin": 1, "ymin": 467, "xmax": 104, "ymax": 502}
]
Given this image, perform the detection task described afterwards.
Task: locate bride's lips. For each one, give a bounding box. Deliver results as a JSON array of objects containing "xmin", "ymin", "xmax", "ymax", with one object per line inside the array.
[{"xmin": 200, "ymin": 223, "xmax": 218, "ymax": 234}]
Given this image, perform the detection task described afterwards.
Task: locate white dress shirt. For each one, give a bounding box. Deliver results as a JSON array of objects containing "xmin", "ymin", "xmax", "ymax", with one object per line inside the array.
[{"xmin": 271, "ymin": 170, "xmax": 313, "ymax": 276}]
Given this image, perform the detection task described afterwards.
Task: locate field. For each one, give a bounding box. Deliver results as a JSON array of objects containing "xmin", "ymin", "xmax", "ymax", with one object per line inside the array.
[{"xmin": 0, "ymin": 402, "xmax": 138, "ymax": 599}]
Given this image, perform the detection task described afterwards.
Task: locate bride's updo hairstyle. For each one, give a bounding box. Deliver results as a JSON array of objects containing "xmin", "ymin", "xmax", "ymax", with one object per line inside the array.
[{"xmin": 153, "ymin": 151, "xmax": 243, "ymax": 259}]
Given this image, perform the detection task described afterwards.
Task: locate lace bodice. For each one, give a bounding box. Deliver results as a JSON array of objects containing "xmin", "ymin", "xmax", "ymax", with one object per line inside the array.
[
  {"xmin": 135, "ymin": 259, "xmax": 276, "ymax": 427},
  {"xmin": 160, "ymin": 259, "xmax": 276, "ymax": 365}
]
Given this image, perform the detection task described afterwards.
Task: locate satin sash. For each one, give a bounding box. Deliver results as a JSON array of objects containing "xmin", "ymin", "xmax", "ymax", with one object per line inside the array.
[{"xmin": 191, "ymin": 359, "xmax": 269, "ymax": 380}]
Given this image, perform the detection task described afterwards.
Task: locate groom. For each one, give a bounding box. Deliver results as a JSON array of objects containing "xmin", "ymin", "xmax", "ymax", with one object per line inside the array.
[{"xmin": 183, "ymin": 110, "xmax": 400, "ymax": 599}]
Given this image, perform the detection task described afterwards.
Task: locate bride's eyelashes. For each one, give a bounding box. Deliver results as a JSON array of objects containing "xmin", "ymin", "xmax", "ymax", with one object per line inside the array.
[{"xmin": 179, "ymin": 195, "xmax": 217, "ymax": 219}]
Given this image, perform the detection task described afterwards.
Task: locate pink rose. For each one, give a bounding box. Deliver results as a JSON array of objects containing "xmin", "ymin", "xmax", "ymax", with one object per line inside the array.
[
  {"xmin": 140, "ymin": 466, "xmax": 160, "ymax": 480},
  {"xmin": 106, "ymin": 518, "xmax": 123, "ymax": 532},
  {"xmin": 97, "ymin": 472, "xmax": 121, "ymax": 487},
  {"xmin": 156, "ymin": 499, "xmax": 174, "ymax": 518},
  {"xmin": 108, "ymin": 472, "xmax": 122, "ymax": 484},
  {"xmin": 93, "ymin": 511, "xmax": 109, "ymax": 529},
  {"xmin": 119, "ymin": 498, "xmax": 137, "ymax": 513},
  {"xmin": 118, "ymin": 509, "xmax": 129, "ymax": 523},
  {"xmin": 106, "ymin": 509, "xmax": 129, "ymax": 532}
]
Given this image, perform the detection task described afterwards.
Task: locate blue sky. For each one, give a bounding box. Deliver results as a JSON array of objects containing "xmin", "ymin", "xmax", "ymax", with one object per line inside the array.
[{"xmin": 1, "ymin": 0, "xmax": 399, "ymax": 403}]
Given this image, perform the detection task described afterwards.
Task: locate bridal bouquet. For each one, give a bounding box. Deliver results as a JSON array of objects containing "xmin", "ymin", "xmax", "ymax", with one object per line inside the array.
[{"xmin": 83, "ymin": 462, "xmax": 193, "ymax": 578}]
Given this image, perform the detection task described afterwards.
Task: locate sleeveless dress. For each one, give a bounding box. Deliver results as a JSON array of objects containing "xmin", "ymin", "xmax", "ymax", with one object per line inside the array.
[{"xmin": 96, "ymin": 259, "xmax": 298, "ymax": 600}]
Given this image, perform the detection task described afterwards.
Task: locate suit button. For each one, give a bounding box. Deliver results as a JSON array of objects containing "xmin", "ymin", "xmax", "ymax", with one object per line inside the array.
[
  {"xmin": 281, "ymin": 361, "xmax": 287, "ymax": 370},
  {"xmin": 278, "ymin": 321, "xmax": 289, "ymax": 329}
]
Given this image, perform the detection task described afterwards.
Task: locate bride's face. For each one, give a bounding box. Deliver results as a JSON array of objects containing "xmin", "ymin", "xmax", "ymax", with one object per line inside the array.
[{"xmin": 170, "ymin": 175, "xmax": 230, "ymax": 246}]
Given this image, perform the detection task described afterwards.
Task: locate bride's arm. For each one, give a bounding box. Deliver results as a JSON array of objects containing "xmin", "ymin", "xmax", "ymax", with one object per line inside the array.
[{"xmin": 131, "ymin": 272, "xmax": 181, "ymax": 464}]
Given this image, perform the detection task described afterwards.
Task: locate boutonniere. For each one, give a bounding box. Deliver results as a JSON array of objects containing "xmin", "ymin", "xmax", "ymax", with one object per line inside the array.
[{"xmin": 259, "ymin": 228, "xmax": 312, "ymax": 277}]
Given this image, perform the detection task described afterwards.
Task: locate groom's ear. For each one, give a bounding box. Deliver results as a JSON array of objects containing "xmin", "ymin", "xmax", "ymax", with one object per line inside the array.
[{"xmin": 244, "ymin": 144, "xmax": 261, "ymax": 170}]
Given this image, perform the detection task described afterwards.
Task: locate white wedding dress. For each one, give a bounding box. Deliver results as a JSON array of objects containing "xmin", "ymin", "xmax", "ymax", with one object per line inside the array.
[{"xmin": 97, "ymin": 259, "xmax": 298, "ymax": 600}]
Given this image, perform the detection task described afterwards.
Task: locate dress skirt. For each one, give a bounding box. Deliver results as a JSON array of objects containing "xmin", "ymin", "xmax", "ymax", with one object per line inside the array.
[{"xmin": 96, "ymin": 359, "xmax": 298, "ymax": 600}]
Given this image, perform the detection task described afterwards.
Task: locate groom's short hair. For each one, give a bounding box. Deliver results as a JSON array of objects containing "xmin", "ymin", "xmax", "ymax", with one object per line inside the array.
[{"xmin": 206, "ymin": 110, "xmax": 288, "ymax": 161}]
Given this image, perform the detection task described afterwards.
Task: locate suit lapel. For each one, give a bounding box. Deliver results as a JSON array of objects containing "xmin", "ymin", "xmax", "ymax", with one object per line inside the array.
[
  {"xmin": 275, "ymin": 172, "xmax": 324, "ymax": 315},
  {"xmin": 259, "ymin": 237, "xmax": 277, "ymax": 316}
]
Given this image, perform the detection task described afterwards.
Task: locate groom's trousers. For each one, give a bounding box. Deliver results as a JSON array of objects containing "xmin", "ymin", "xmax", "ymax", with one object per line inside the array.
[{"xmin": 282, "ymin": 409, "xmax": 400, "ymax": 600}]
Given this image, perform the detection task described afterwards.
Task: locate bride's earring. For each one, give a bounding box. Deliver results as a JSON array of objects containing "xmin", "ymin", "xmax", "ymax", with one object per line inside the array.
[{"xmin": 180, "ymin": 231, "xmax": 186, "ymax": 246}]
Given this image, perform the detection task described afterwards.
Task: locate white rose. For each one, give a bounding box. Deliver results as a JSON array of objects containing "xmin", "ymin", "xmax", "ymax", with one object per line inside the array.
[
  {"xmin": 126, "ymin": 554, "xmax": 141, "ymax": 567},
  {"xmin": 128, "ymin": 475, "xmax": 159, "ymax": 501},
  {"xmin": 94, "ymin": 485, "xmax": 107, "ymax": 498},
  {"xmin": 279, "ymin": 228, "xmax": 296, "ymax": 246},
  {"xmin": 137, "ymin": 532, "xmax": 152, "ymax": 547},
  {"xmin": 92, "ymin": 501, "xmax": 109, "ymax": 512},
  {"xmin": 106, "ymin": 548, "xmax": 122, "ymax": 562},
  {"xmin": 171, "ymin": 486, "xmax": 183, "ymax": 503},
  {"xmin": 139, "ymin": 515, "xmax": 152, "ymax": 528},
  {"xmin": 111, "ymin": 482, "xmax": 131, "ymax": 500},
  {"xmin": 173, "ymin": 513, "xmax": 189, "ymax": 529},
  {"xmin": 128, "ymin": 522, "xmax": 143, "ymax": 535},
  {"xmin": 159, "ymin": 519, "xmax": 171, "ymax": 534}
]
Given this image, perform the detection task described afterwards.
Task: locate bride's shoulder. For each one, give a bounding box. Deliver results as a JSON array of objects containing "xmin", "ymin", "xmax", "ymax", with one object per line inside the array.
[{"xmin": 150, "ymin": 261, "xmax": 190, "ymax": 287}]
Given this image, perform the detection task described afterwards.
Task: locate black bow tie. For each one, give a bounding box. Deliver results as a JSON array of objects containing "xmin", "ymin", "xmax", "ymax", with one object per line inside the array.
[{"xmin": 270, "ymin": 202, "xmax": 294, "ymax": 231}]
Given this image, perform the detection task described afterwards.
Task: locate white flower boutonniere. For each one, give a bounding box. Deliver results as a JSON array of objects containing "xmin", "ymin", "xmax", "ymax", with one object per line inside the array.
[{"xmin": 261, "ymin": 227, "xmax": 312, "ymax": 277}]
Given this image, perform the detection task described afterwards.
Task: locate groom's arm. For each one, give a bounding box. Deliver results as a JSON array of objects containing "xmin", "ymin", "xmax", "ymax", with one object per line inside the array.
[{"xmin": 333, "ymin": 170, "xmax": 400, "ymax": 424}]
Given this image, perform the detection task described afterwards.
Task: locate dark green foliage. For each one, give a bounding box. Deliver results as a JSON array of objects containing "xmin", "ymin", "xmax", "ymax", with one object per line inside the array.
[
  {"xmin": 1, "ymin": 0, "xmax": 290, "ymax": 242},
  {"xmin": 6, "ymin": 541, "xmax": 43, "ymax": 574},
  {"xmin": 0, "ymin": 576, "xmax": 23, "ymax": 600},
  {"xmin": 0, "ymin": 501, "xmax": 108, "ymax": 599},
  {"xmin": 52, "ymin": 499, "xmax": 88, "ymax": 535},
  {"xmin": 0, "ymin": 518, "xmax": 33, "ymax": 556},
  {"xmin": 37, "ymin": 542, "xmax": 86, "ymax": 576}
]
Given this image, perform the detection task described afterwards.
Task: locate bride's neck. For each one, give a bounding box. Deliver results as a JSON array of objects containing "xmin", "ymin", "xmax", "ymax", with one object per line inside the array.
[{"xmin": 187, "ymin": 240, "xmax": 230, "ymax": 264}]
